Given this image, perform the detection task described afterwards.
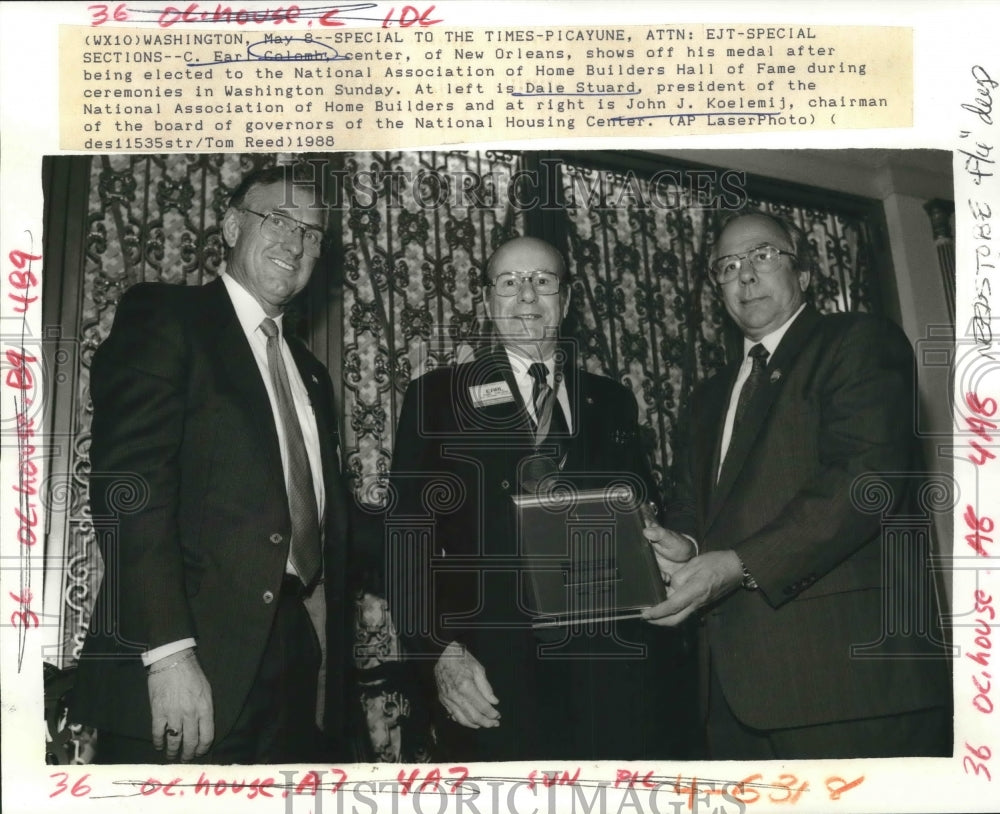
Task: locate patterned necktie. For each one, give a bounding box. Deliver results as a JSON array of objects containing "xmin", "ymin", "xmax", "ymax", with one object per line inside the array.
[
  {"xmin": 733, "ymin": 344, "xmax": 770, "ymax": 428},
  {"xmin": 260, "ymin": 318, "xmax": 321, "ymax": 587},
  {"xmin": 528, "ymin": 362, "xmax": 568, "ymax": 448}
]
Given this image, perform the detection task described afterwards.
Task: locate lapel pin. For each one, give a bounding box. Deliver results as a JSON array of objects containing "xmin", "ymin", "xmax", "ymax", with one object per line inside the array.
[
  {"xmin": 585, "ymin": 396, "xmax": 594, "ymax": 405},
  {"xmin": 770, "ymin": 370, "xmax": 782, "ymax": 383},
  {"xmin": 613, "ymin": 428, "xmax": 634, "ymax": 445}
]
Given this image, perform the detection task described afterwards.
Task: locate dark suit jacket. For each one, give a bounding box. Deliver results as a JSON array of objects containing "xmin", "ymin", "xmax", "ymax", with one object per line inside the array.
[
  {"xmin": 668, "ymin": 306, "xmax": 951, "ymax": 732},
  {"xmin": 388, "ymin": 346, "xmax": 696, "ymax": 761},
  {"xmin": 72, "ymin": 278, "xmax": 353, "ymax": 753}
]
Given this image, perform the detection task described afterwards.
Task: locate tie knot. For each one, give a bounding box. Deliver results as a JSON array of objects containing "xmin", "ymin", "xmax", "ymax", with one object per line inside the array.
[
  {"xmin": 260, "ymin": 317, "xmax": 279, "ymax": 340},
  {"xmin": 527, "ymin": 362, "xmax": 548, "ymax": 388},
  {"xmin": 748, "ymin": 344, "xmax": 769, "ymax": 366}
]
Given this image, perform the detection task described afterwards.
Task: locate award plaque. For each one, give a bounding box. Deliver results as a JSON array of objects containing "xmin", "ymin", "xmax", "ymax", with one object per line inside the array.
[{"xmin": 512, "ymin": 485, "xmax": 667, "ymax": 627}]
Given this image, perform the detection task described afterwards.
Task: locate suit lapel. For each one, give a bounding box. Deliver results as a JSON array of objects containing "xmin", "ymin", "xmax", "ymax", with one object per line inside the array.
[
  {"xmin": 695, "ymin": 368, "xmax": 735, "ymax": 527},
  {"xmin": 707, "ymin": 306, "xmax": 821, "ymax": 529},
  {"xmin": 286, "ymin": 340, "xmax": 333, "ymax": 474},
  {"xmin": 199, "ymin": 279, "xmax": 285, "ymax": 491},
  {"xmin": 287, "ymin": 339, "xmax": 349, "ymax": 545},
  {"xmin": 466, "ymin": 347, "xmax": 536, "ymax": 438},
  {"xmin": 559, "ymin": 362, "xmax": 587, "ymax": 467}
]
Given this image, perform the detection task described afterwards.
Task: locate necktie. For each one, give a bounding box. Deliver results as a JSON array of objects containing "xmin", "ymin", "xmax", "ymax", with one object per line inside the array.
[
  {"xmin": 528, "ymin": 362, "xmax": 568, "ymax": 448},
  {"xmin": 260, "ymin": 318, "xmax": 321, "ymax": 587},
  {"xmin": 733, "ymin": 344, "xmax": 770, "ymax": 428}
]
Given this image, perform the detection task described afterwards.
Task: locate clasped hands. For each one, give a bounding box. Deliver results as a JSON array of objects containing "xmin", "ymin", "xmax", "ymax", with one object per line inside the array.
[{"xmin": 641, "ymin": 524, "xmax": 744, "ymax": 626}]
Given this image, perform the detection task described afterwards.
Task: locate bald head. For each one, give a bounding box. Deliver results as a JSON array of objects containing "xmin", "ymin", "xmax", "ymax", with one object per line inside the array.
[{"xmin": 486, "ymin": 236, "xmax": 566, "ymax": 279}]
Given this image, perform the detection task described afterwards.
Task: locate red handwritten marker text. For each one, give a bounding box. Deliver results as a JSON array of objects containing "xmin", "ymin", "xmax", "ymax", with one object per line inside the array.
[{"xmin": 966, "ymin": 392, "xmax": 997, "ymax": 466}]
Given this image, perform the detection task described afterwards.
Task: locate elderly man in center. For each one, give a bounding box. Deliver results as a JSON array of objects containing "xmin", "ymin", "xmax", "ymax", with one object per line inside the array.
[{"xmin": 387, "ymin": 236, "xmax": 697, "ymax": 762}]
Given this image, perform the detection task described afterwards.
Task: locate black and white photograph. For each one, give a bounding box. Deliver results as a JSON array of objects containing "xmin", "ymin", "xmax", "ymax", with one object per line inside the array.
[
  {"xmin": 38, "ymin": 147, "xmax": 955, "ymax": 763},
  {"xmin": 2, "ymin": 3, "xmax": 998, "ymax": 814}
]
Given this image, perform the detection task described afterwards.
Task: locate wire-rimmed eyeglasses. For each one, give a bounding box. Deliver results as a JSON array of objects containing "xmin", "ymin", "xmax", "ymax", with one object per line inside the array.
[
  {"xmin": 487, "ymin": 271, "xmax": 563, "ymax": 297},
  {"xmin": 242, "ymin": 208, "xmax": 324, "ymax": 257},
  {"xmin": 711, "ymin": 243, "xmax": 796, "ymax": 285}
]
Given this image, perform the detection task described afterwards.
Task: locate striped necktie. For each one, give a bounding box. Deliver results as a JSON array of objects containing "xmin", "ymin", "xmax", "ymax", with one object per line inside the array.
[{"xmin": 528, "ymin": 362, "xmax": 568, "ymax": 448}]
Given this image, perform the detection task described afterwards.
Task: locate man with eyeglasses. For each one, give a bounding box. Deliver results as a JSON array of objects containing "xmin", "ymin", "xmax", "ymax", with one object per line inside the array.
[
  {"xmin": 388, "ymin": 236, "xmax": 698, "ymax": 761},
  {"xmin": 73, "ymin": 165, "xmax": 354, "ymax": 764},
  {"xmin": 644, "ymin": 212, "xmax": 951, "ymax": 758}
]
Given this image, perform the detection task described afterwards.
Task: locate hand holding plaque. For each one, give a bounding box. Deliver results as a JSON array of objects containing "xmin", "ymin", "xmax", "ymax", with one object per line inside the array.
[
  {"xmin": 643, "ymin": 523, "xmax": 698, "ymax": 585},
  {"xmin": 512, "ymin": 484, "xmax": 669, "ymax": 627}
]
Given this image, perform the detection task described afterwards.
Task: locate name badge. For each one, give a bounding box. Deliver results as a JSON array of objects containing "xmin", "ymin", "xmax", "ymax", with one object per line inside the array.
[{"xmin": 468, "ymin": 381, "xmax": 514, "ymax": 408}]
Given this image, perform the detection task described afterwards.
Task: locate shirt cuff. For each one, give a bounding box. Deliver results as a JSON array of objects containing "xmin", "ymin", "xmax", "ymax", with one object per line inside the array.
[
  {"xmin": 142, "ymin": 638, "xmax": 197, "ymax": 668},
  {"xmin": 682, "ymin": 533, "xmax": 699, "ymax": 556}
]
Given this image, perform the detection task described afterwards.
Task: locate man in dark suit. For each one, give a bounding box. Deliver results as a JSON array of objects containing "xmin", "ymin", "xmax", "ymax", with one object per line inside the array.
[
  {"xmin": 644, "ymin": 212, "xmax": 951, "ymax": 758},
  {"xmin": 387, "ymin": 236, "xmax": 696, "ymax": 762},
  {"xmin": 72, "ymin": 165, "xmax": 353, "ymax": 764}
]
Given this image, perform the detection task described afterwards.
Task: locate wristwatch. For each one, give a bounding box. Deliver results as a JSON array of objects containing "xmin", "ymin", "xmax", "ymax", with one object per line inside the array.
[{"xmin": 738, "ymin": 556, "xmax": 758, "ymax": 591}]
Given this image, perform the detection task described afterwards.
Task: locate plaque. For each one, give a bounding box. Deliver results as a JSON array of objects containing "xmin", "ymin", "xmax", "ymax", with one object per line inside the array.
[{"xmin": 512, "ymin": 485, "xmax": 666, "ymax": 627}]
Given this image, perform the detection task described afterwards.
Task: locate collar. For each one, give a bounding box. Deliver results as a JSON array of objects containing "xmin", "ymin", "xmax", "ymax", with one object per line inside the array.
[
  {"xmin": 221, "ymin": 270, "xmax": 286, "ymax": 338},
  {"xmin": 503, "ymin": 346, "xmax": 554, "ymax": 382},
  {"xmin": 742, "ymin": 302, "xmax": 807, "ymax": 358}
]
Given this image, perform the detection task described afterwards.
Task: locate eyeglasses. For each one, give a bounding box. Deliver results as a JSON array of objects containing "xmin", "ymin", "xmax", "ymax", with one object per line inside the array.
[
  {"xmin": 242, "ymin": 208, "xmax": 324, "ymax": 257},
  {"xmin": 711, "ymin": 243, "xmax": 797, "ymax": 285},
  {"xmin": 488, "ymin": 271, "xmax": 563, "ymax": 297}
]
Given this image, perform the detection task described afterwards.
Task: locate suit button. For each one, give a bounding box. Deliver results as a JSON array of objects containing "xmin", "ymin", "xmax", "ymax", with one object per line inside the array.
[
  {"xmin": 263, "ymin": 590, "xmax": 275, "ymax": 604},
  {"xmin": 501, "ymin": 480, "xmax": 510, "ymax": 490},
  {"xmin": 270, "ymin": 533, "xmax": 283, "ymax": 545}
]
